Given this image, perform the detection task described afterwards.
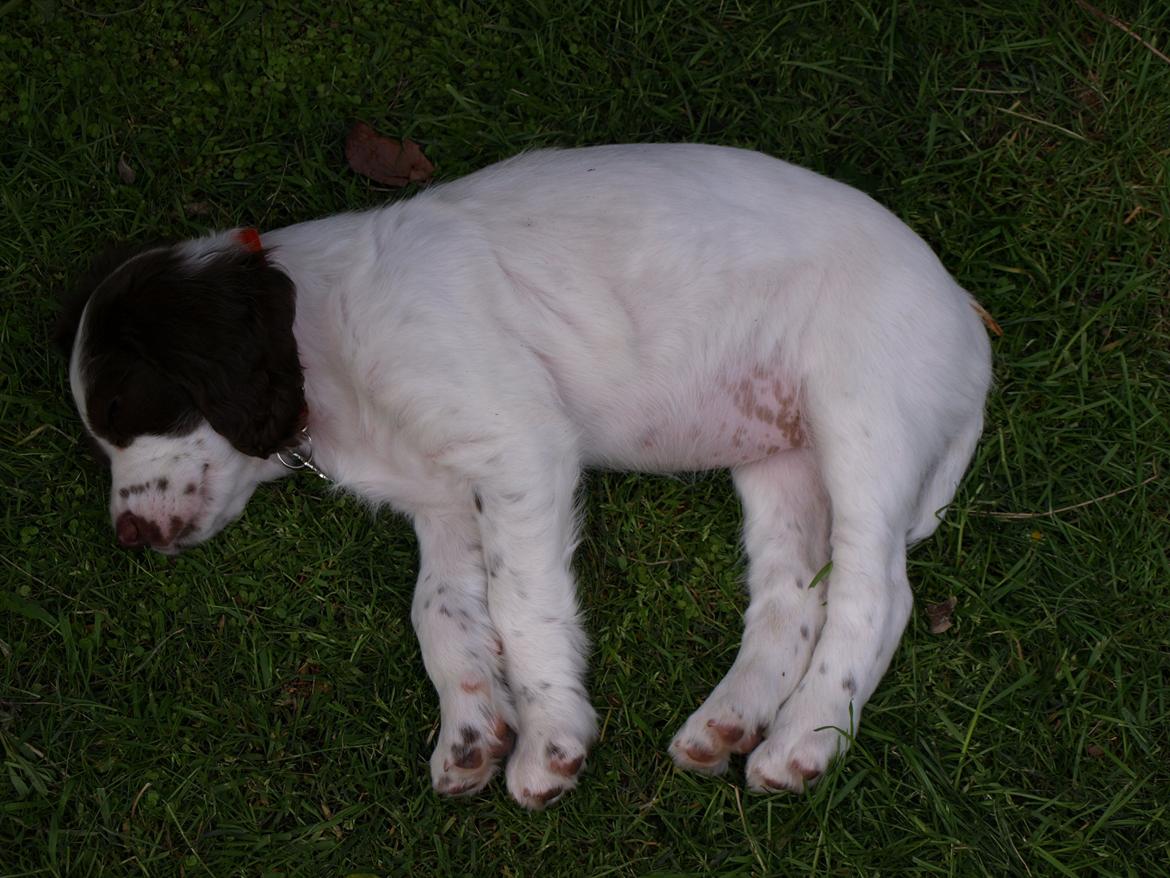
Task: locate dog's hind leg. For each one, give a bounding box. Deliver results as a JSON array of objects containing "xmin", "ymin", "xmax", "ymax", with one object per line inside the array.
[
  {"xmin": 743, "ymin": 396, "xmax": 926, "ymax": 792},
  {"xmin": 412, "ymin": 507, "xmax": 518, "ymax": 798},
  {"xmin": 670, "ymin": 448, "xmax": 831, "ymax": 775}
]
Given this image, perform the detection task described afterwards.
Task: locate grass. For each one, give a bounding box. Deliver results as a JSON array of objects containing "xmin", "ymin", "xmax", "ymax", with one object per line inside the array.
[{"xmin": 2, "ymin": 0, "xmax": 1168, "ymax": 874}]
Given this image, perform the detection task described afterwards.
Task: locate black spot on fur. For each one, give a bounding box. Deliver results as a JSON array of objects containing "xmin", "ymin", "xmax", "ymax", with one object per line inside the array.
[
  {"xmin": 461, "ymin": 726, "xmax": 480, "ymax": 745},
  {"xmin": 184, "ymin": 483, "xmax": 197, "ymax": 495},
  {"xmin": 473, "ymin": 491, "xmax": 483, "ymax": 513},
  {"xmin": 800, "ymin": 625, "xmax": 810, "ymax": 640},
  {"xmin": 438, "ymin": 605, "xmax": 452, "ymax": 617},
  {"xmin": 156, "ymin": 478, "xmax": 168, "ymax": 492},
  {"xmin": 59, "ymin": 240, "xmax": 303, "ymax": 457},
  {"xmin": 843, "ymin": 676, "xmax": 857, "ymax": 695},
  {"xmin": 450, "ymin": 741, "xmax": 482, "ymax": 770}
]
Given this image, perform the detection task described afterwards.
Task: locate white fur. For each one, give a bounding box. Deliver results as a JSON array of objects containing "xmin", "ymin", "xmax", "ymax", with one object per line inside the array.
[{"xmin": 71, "ymin": 144, "xmax": 991, "ymax": 808}]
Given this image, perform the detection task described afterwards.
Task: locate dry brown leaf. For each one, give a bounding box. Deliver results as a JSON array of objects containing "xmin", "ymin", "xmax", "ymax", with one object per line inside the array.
[
  {"xmin": 345, "ymin": 121, "xmax": 433, "ymax": 187},
  {"xmin": 926, "ymin": 596, "xmax": 957, "ymax": 634},
  {"xmin": 117, "ymin": 155, "xmax": 136, "ymax": 185},
  {"xmin": 971, "ymin": 300, "xmax": 1003, "ymax": 337},
  {"xmin": 276, "ymin": 662, "xmax": 331, "ymax": 707}
]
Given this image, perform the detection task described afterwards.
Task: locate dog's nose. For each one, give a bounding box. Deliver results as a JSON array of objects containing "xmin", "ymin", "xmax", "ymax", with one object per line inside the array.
[{"xmin": 116, "ymin": 510, "xmax": 159, "ymax": 549}]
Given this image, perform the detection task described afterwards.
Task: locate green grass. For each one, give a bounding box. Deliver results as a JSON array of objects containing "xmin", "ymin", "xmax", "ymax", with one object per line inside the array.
[{"xmin": 2, "ymin": 1, "xmax": 1168, "ymax": 875}]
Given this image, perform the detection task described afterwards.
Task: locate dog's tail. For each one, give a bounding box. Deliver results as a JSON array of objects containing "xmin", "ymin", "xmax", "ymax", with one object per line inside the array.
[{"xmin": 907, "ymin": 411, "xmax": 984, "ymax": 545}]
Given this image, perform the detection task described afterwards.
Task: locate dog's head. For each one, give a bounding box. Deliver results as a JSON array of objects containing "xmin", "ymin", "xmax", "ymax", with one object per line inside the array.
[{"xmin": 57, "ymin": 230, "xmax": 304, "ymax": 553}]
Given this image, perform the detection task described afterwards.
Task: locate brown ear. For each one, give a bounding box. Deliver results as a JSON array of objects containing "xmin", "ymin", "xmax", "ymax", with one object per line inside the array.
[
  {"xmin": 85, "ymin": 245, "xmax": 305, "ymax": 458},
  {"xmin": 158, "ymin": 248, "xmax": 305, "ymax": 458},
  {"xmin": 55, "ymin": 242, "xmax": 156, "ymax": 357}
]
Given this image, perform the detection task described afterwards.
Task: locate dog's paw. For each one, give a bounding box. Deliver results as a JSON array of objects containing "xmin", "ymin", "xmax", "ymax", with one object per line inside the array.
[
  {"xmin": 744, "ymin": 694, "xmax": 853, "ymax": 793},
  {"xmin": 670, "ymin": 699, "xmax": 765, "ymax": 775},
  {"xmin": 430, "ymin": 678, "xmax": 517, "ymax": 798},
  {"xmin": 504, "ymin": 730, "xmax": 590, "ymax": 809}
]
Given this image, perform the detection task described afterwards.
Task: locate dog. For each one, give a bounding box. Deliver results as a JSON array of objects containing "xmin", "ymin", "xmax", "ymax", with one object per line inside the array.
[{"xmin": 58, "ymin": 144, "xmax": 991, "ymax": 809}]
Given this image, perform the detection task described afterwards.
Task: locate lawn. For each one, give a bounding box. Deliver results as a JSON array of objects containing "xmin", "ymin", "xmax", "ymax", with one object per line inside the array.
[{"xmin": 2, "ymin": 1, "xmax": 1168, "ymax": 875}]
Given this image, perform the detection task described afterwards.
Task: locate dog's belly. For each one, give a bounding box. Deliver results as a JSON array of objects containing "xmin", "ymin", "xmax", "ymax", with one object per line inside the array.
[{"xmin": 581, "ymin": 366, "xmax": 806, "ymax": 472}]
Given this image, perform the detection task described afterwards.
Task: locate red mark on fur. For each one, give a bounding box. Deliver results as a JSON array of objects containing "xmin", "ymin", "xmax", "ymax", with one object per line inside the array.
[
  {"xmin": 683, "ymin": 743, "xmax": 720, "ymax": 764},
  {"xmin": 489, "ymin": 720, "xmax": 516, "ymax": 758},
  {"xmin": 550, "ymin": 754, "xmax": 583, "ymax": 777},
  {"xmin": 525, "ymin": 786, "xmax": 565, "ymax": 807},
  {"xmin": 708, "ymin": 721, "xmax": 745, "ymax": 745},
  {"xmin": 236, "ymin": 228, "xmax": 262, "ymax": 253},
  {"xmin": 744, "ymin": 725, "xmax": 765, "ymax": 752},
  {"xmin": 546, "ymin": 743, "xmax": 584, "ymax": 777},
  {"xmin": 789, "ymin": 759, "xmax": 822, "ymax": 782},
  {"xmin": 460, "ymin": 679, "xmax": 486, "ymax": 694}
]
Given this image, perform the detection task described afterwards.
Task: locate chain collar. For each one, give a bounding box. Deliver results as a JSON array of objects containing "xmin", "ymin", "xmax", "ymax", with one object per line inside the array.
[{"xmin": 275, "ymin": 428, "xmax": 332, "ymax": 483}]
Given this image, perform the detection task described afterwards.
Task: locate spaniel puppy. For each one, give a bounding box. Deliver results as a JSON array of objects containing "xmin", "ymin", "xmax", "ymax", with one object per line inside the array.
[{"xmin": 59, "ymin": 144, "xmax": 992, "ymax": 809}]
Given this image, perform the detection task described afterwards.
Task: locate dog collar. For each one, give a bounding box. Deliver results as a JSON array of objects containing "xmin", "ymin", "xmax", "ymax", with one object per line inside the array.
[{"xmin": 276, "ymin": 428, "xmax": 332, "ymax": 483}]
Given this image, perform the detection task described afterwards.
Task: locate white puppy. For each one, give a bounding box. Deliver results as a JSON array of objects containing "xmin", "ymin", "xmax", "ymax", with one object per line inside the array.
[{"xmin": 60, "ymin": 144, "xmax": 991, "ymax": 808}]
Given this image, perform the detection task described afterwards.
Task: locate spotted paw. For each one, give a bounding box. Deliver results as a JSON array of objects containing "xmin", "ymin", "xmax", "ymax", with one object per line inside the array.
[
  {"xmin": 670, "ymin": 712, "xmax": 764, "ymax": 775},
  {"xmin": 431, "ymin": 699, "xmax": 516, "ymax": 798},
  {"xmin": 505, "ymin": 732, "xmax": 590, "ymax": 810},
  {"xmin": 745, "ymin": 708, "xmax": 851, "ymax": 793}
]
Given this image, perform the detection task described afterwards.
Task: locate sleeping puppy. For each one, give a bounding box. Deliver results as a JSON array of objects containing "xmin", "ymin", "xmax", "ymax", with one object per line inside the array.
[{"xmin": 58, "ymin": 144, "xmax": 991, "ymax": 809}]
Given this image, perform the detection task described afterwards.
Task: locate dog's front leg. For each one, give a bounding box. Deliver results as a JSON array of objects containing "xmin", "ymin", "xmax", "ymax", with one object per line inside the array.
[
  {"xmin": 411, "ymin": 508, "xmax": 517, "ymax": 797},
  {"xmin": 471, "ymin": 448, "xmax": 597, "ymax": 809}
]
